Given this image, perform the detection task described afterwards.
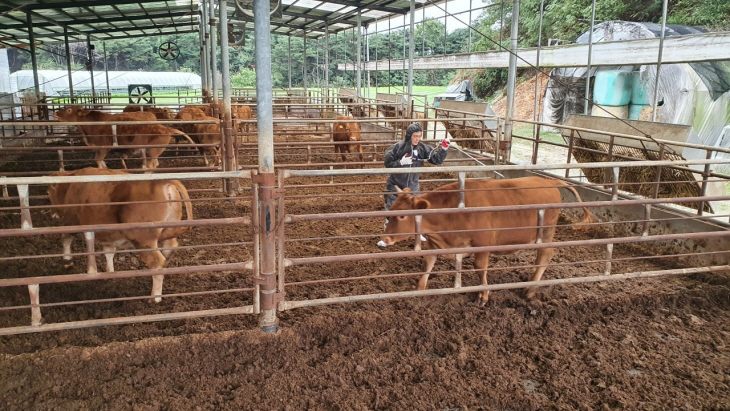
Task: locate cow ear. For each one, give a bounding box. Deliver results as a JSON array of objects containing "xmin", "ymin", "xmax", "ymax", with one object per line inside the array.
[
  {"xmin": 413, "ymin": 198, "xmax": 430, "ymax": 209},
  {"xmin": 78, "ymin": 108, "xmax": 90, "ymax": 116}
]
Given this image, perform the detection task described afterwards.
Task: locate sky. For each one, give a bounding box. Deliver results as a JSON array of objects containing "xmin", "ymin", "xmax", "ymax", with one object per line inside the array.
[{"xmin": 370, "ymin": 0, "xmax": 490, "ymax": 34}]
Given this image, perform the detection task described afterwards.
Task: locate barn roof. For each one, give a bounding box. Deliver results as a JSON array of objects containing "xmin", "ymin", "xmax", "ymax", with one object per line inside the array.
[{"xmin": 0, "ymin": 0, "xmax": 436, "ymax": 49}]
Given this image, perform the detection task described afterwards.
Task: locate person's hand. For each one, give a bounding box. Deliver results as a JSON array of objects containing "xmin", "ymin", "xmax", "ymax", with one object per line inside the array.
[
  {"xmin": 440, "ymin": 138, "xmax": 450, "ymax": 149},
  {"xmin": 399, "ymin": 153, "xmax": 413, "ymax": 166}
]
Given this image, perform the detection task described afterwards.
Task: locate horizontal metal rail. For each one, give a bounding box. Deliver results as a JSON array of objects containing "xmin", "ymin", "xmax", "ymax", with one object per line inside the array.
[
  {"xmin": 283, "ymin": 159, "xmax": 730, "ymax": 178},
  {"xmin": 284, "ymin": 230, "xmax": 730, "ymax": 267},
  {"xmin": 0, "ymin": 170, "xmax": 250, "ymax": 186},
  {"xmin": 0, "ymin": 261, "xmax": 253, "ymax": 287},
  {"xmin": 279, "ymin": 266, "xmax": 729, "ymax": 311},
  {"xmin": 0, "ymin": 305, "xmax": 255, "ymax": 336}
]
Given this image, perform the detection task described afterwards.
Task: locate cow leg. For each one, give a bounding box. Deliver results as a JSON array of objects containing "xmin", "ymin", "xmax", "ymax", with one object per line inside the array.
[
  {"xmin": 103, "ymin": 245, "xmax": 116, "ymax": 272},
  {"xmin": 475, "ymin": 252, "xmax": 491, "ymax": 306},
  {"xmin": 358, "ymin": 146, "xmax": 364, "ymax": 163},
  {"xmin": 526, "ymin": 247, "xmax": 555, "ymax": 300},
  {"xmin": 62, "ymin": 234, "xmax": 74, "ymax": 269},
  {"xmin": 418, "ymin": 254, "xmax": 438, "ymax": 290},
  {"xmin": 95, "ymin": 149, "xmax": 109, "ymax": 169},
  {"xmin": 135, "ymin": 240, "xmax": 167, "ymax": 303}
]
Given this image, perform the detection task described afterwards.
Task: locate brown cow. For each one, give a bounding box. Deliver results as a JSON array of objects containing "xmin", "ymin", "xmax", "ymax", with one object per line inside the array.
[
  {"xmin": 332, "ymin": 115, "xmax": 364, "ymax": 164},
  {"xmin": 122, "ymin": 105, "xmax": 174, "ymax": 120},
  {"xmin": 183, "ymin": 104, "xmax": 213, "ymax": 117},
  {"xmin": 380, "ymin": 177, "xmax": 595, "ymax": 304},
  {"xmin": 232, "ymin": 104, "xmax": 253, "ymax": 134},
  {"xmin": 54, "ymin": 106, "xmax": 194, "ymax": 169},
  {"xmin": 176, "ymin": 111, "xmax": 221, "ymax": 166},
  {"xmin": 48, "ymin": 167, "xmax": 193, "ymax": 303}
]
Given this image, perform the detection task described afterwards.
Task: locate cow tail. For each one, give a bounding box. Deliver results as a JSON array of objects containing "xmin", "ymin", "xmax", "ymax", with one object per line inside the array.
[
  {"xmin": 170, "ymin": 180, "xmax": 194, "ymax": 221},
  {"xmin": 554, "ymin": 180, "xmax": 596, "ymax": 230},
  {"xmin": 170, "ymin": 128, "xmax": 196, "ymax": 145}
]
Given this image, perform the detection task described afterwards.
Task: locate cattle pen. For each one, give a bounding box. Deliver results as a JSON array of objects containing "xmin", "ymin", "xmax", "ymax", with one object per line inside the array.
[{"xmin": 1, "ymin": 0, "xmax": 730, "ymax": 409}]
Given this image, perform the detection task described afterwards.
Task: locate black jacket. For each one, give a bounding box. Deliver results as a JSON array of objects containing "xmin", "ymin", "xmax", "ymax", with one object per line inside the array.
[{"xmin": 384, "ymin": 124, "xmax": 448, "ymax": 189}]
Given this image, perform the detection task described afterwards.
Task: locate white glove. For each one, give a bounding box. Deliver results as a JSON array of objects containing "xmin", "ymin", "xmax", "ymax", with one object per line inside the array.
[{"xmin": 399, "ymin": 153, "xmax": 413, "ymax": 166}]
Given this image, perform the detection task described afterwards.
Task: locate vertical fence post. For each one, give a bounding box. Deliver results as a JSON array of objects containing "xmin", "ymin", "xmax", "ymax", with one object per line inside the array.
[
  {"xmin": 414, "ymin": 215, "xmax": 422, "ymax": 252},
  {"xmin": 28, "ymin": 284, "xmax": 41, "ymax": 326},
  {"xmin": 57, "ymin": 150, "xmax": 65, "ymax": 171},
  {"xmin": 611, "ymin": 166, "xmax": 620, "ymax": 201},
  {"xmin": 565, "ymin": 130, "xmax": 574, "ymax": 179},
  {"xmin": 653, "ymin": 143, "xmax": 666, "ymax": 199},
  {"xmin": 17, "ymin": 184, "xmax": 32, "ymax": 229},
  {"xmin": 605, "ymin": 243, "xmax": 613, "ymax": 275},
  {"xmin": 698, "ymin": 151, "xmax": 712, "ymax": 216},
  {"xmin": 531, "ymin": 124, "xmax": 541, "ymax": 165},
  {"xmin": 454, "ymin": 254, "xmax": 462, "ymax": 288},
  {"xmin": 458, "ymin": 172, "xmax": 466, "ymax": 208}
]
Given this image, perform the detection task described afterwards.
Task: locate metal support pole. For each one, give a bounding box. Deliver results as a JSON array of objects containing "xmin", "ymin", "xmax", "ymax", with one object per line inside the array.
[
  {"xmin": 201, "ymin": 0, "xmax": 210, "ymax": 101},
  {"xmin": 443, "ymin": 1, "xmax": 447, "ymax": 54},
  {"xmin": 366, "ymin": 25, "xmax": 371, "ymax": 99},
  {"xmin": 288, "ymin": 36, "xmax": 292, "ymax": 89},
  {"xmin": 103, "ymin": 42, "xmax": 110, "ymax": 99},
  {"xmin": 26, "ymin": 13, "xmax": 41, "ymax": 104},
  {"xmin": 199, "ymin": 14, "xmax": 207, "ymax": 100},
  {"xmin": 468, "ymin": 0, "xmax": 473, "ymax": 53},
  {"xmin": 253, "ymin": 0, "xmax": 277, "ymax": 333},
  {"xmin": 303, "ymin": 36, "xmax": 307, "ymax": 93},
  {"xmin": 533, "ymin": 0, "xmax": 544, "ymax": 140},
  {"xmin": 325, "ymin": 23, "xmax": 329, "ymax": 91},
  {"xmin": 356, "ymin": 11, "xmax": 362, "ymax": 98},
  {"xmin": 210, "ymin": 0, "xmax": 218, "ymax": 104},
  {"xmin": 86, "ymin": 35, "xmax": 96, "ymax": 104},
  {"xmin": 584, "ymin": 0, "xmax": 596, "ymax": 115},
  {"xmin": 220, "ymin": 0, "xmax": 235, "ymax": 192},
  {"xmin": 504, "ymin": 0, "xmax": 520, "ymax": 163},
  {"xmin": 63, "ymin": 27, "xmax": 74, "ymax": 102},
  {"xmin": 408, "ymin": 0, "xmax": 415, "ymax": 104},
  {"xmin": 651, "ymin": 0, "xmax": 669, "ymax": 122}
]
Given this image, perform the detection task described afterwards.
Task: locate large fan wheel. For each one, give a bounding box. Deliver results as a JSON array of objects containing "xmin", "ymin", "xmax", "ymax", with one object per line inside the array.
[
  {"xmin": 129, "ymin": 86, "xmax": 153, "ymax": 104},
  {"xmin": 158, "ymin": 41, "xmax": 180, "ymax": 60}
]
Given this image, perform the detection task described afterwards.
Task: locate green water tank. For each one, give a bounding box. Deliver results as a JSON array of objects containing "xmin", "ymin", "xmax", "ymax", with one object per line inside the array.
[
  {"xmin": 593, "ymin": 70, "xmax": 633, "ymax": 106},
  {"xmin": 630, "ymin": 72, "xmax": 651, "ymax": 105},
  {"xmin": 628, "ymin": 104, "xmax": 649, "ymax": 120}
]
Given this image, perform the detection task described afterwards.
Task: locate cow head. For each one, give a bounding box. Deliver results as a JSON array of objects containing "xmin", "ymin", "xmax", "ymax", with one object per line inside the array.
[
  {"xmin": 380, "ymin": 187, "xmax": 431, "ymax": 246},
  {"xmin": 54, "ymin": 106, "xmax": 89, "ymax": 121},
  {"xmin": 157, "ymin": 108, "xmax": 174, "ymax": 120}
]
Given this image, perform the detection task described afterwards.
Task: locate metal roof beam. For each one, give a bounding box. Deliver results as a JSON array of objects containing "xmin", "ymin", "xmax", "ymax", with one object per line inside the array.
[
  {"xmin": 0, "ymin": 11, "xmax": 193, "ymax": 29},
  {"xmin": 322, "ymin": 0, "xmax": 404, "ymax": 14}
]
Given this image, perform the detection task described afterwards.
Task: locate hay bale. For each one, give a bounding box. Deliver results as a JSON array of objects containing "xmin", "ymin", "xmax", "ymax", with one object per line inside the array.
[{"xmin": 571, "ymin": 139, "xmax": 709, "ymax": 212}]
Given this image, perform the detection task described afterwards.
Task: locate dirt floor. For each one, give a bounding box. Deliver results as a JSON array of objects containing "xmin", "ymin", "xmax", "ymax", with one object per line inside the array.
[{"xmin": 1, "ymin": 127, "xmax": 729, "ymax": 410}]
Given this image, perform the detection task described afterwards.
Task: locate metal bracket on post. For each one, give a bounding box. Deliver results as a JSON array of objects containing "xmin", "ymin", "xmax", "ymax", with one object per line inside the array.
[
  {"xmin": 84, "ymin": 231, "xmax": 98, "ymax": 275},
  {"xmin": 28, "ymin": 284, "xmax": 41, "ymax": 326},
  {"xmin": 111, "ymin": 124, "xmax": 118, "ymax": 146},
  {"xmin": 57, "ymin": 150, "xmax": 65, "ymax": 171}
]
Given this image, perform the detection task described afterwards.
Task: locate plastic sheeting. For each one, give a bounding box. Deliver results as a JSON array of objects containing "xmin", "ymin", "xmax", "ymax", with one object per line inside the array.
[
  {"xmin": 542, "ymin": 21, "xmax": 730, "ymax": 167},
  {"xmin": 9, "ymin": 70, "xmax": 202, "ymax": 96}
]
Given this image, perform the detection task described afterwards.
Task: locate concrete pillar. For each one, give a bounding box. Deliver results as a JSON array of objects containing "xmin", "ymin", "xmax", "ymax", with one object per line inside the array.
[
  {"xmin": 86, "ymin": 35, "xmax": 95, "ymax": 104},
  {"xmin": 407, "ymin": 0, "xmax": 415, "ymax": 102},
  {"xmin": 584, "ymin": 0, "xmax": 596, "ymax": 115},
  {"xmin": 356, "ymin": 12, "xmax": 361, "ymax": 98},
  {"xmin": 651, "ymin": 0, "xmax": 669, "ymax": 121}
]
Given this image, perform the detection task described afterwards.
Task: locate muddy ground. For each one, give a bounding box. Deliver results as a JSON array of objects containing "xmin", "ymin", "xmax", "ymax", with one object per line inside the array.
[{"xmin": 0, "ymin": 128, "xmax": 729, "ymax": 410}]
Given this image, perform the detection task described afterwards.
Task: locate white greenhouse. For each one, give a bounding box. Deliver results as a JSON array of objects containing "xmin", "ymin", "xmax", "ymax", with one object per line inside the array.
[{"xmin": 9, "ymin": 70, "xmax": 202, "ymax": 96}]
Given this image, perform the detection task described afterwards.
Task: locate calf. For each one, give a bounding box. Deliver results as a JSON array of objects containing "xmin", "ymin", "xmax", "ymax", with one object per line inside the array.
[
  {"xmin": 54, "ymin": 106, "xmax": 193, "ymax": 169},
  {"xmin": 176, "ymin": 111, "xmax": 222, "ymax": 166},
  {"xmin": 48, "ymin": 167, "xmax": 194, "ymax": 302},
  {"xmin": 380, "ymin": 177, "xmax": 595, "ymax": 304},
  {"xmin": 232, "ymin": 104, "xmax": 253, "ymax": 134},
  {"xmin": 332, "ymin": 115, "xmax": 364, "ymax": 164}
]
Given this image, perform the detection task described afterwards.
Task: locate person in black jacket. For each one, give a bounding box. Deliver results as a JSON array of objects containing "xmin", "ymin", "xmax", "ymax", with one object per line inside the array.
[{"xmin": 377, "ymin": 123, "xmax": 449, "ymax": 247}]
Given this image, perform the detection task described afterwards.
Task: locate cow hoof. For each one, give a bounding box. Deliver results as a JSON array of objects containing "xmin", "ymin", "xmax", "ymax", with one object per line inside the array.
[{"xmin": 477, "ymin": 291, "xmax": 490, "ymax": 306}]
